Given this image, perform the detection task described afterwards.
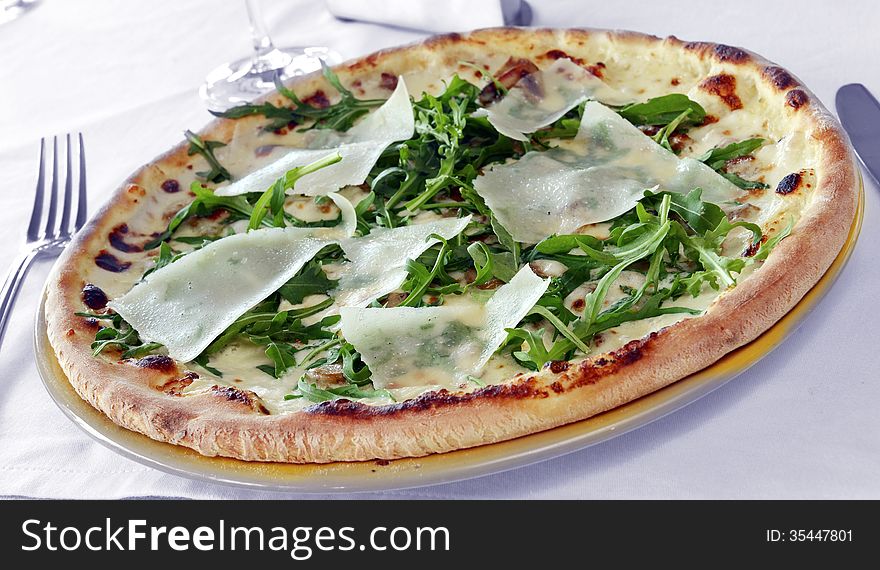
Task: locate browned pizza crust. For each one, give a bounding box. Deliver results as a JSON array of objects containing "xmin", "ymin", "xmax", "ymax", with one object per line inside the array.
[{"xmin": 45, "ymin": 28, "xmax": 858, "ymax": 463}]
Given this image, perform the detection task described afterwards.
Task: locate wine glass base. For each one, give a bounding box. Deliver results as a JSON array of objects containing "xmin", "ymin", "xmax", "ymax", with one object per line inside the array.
[
  {"xmin": 200, "ymin": 46, "xmax": 343, "ymax": 113},
  {"xmin": 1, "ymin": 0, "xmax": 40, "ymax": 25}
]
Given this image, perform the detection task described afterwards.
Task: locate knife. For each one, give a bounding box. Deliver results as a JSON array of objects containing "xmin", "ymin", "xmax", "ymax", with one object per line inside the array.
[{"xmin": 836, "ymin": 83, "xmax": 880, "ymax": 187}]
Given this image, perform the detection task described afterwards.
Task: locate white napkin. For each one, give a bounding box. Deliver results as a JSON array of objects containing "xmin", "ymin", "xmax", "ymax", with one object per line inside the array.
[{"xmin": 325, "ymin": 0, "xmax": 526, "ymax": 33}]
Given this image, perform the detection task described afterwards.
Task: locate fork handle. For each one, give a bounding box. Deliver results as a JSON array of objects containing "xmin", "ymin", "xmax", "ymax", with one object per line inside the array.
[{"xmin": 0, "ymin": 250, "xmax": 40, "ymax": 349}]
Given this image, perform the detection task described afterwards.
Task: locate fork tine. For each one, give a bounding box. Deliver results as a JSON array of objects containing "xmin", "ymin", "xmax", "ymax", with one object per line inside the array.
[
  {"xmin": 44, "ymin": 136, "xmax": 59, "ymax": 238},
  {"xmin": 75, "ymin": 133, "xmax": 88, "ymax": 230},
  {"xmin": 26, "ymin": 139, "xmax": 46, "ymax": 241},
  {"xmin": 59, "ymin": 133, "xmax": 73, "ymax": 236}
]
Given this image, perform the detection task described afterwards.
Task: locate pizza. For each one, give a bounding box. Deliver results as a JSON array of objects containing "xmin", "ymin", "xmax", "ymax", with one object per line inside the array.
[{"xmin": 45, "ymin": 28, "xmax": 858, "ymax": 463}]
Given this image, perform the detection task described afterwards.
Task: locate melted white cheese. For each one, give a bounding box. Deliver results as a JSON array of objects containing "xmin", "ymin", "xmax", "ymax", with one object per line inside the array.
[
  {"xmin": 474, "ymin": 101, "xmax": 742, "ymax": 243},
  {"xmin": 190, "ymin": 350, "xmax": 528, "ymax": 414},
  {"xmin": 215, "ymin": 78, "xmax": 413, "ymax": 196},
  {"xmin": 474, "ymin": 58, "xmax": 631, "ymax": 141},
  {"xmin": 185, "ymin": 341, "xmax": 305, "ymax": 414},
  {"xmin": 339, "ymin": 265, "xmax": 548, "ymax": 389}
]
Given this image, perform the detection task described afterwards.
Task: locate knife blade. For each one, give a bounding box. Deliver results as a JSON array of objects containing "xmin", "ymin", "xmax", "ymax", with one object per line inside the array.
[{"xmin": 836, "ymin": 83, "xmax": 880, "ymax": 187}]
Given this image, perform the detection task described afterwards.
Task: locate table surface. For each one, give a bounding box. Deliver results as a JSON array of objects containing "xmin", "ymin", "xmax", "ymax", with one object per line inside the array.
[{"xmin": 1, "ymin": 0, "xmax": 877, "ymax": 499}]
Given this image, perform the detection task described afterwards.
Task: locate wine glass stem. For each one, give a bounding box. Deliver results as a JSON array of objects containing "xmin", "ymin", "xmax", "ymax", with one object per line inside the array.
[{"xmin": 245, "ymin": 0, "xmax": 276, "ymax": 69}]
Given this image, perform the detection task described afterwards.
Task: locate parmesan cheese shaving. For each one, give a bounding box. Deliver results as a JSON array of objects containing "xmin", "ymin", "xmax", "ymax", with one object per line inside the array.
[
  {"xmin": 332, "ymin": 215, "xmax": 472, "ymax": 308},
  {"xmin": 109, "ymin": 195, "xmax": 356, "ymax": 363},
  {"xmin": 339, "ymin": 265, "xmax": 548, "ymax": 389},
  {"xmin": 474, "ymin": 58, "xmax": 631, "ymax": 141},
  {"xmin": 474, "ymin": 101, "xmax": 741, "ymax": 243},
  {"xmin": 215, "ymin": 78, "xmax": 413, "ymax": 197}
]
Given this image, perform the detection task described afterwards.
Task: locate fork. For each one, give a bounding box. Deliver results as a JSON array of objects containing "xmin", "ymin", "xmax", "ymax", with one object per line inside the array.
[{"xmin": 0, "ymin": 134, "xmax": 87, "ymax": 347}]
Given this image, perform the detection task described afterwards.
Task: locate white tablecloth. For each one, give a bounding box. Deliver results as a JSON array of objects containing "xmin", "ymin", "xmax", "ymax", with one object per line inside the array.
[{"xmin": 1, "ymin": 0, "xmax": 877, "ymax": 499}]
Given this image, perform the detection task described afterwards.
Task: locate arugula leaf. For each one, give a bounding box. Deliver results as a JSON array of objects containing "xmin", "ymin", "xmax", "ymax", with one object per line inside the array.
[
  {"xmin": 527, "ymin": 305, "xmax": 591, "ymax": 354},
  {"xmin": 202, "ymin": 298, "xmax": 334, "ymax": 356},
  {"xmin": 216, "ymin": 101, "xmax": 304, "ymax": 132},
  {"xmin": 296, "ymin": 377, "xmax": 337, "ymax": 402},
  {"xmin": 91, "ymin": 327, "xmax": 126, "ymax": 353},
  {"xmin": 532, "ymin": 234, "xmax": 604, "ymax": 257},
  {"xmin": 535, "ymin": 277, "xmax": 701, "ymax": 362},
  {"xmin": 699, "ymin": 138, "xmax": 765, "ymax": 170},
  {"xmin": 88, "ymin": 317, "xmax": 162, "ymax": 359},
  {"xmin": 326, "ymin": 384, "xmax": 394, "ymax": 401},
  {"xmin": 684, "ymin": 245, "xmax": 745, "ymax": 289},
  {"xmin": 340, "ymin": 343, "xmax": 372, "ymax": 384},
  {"xmin": 652, "ymin": 108, "xmax": 694, "ymax": 152},
  {"xmin": 371, "ymin": 74, "xmax": 519, "ymax": 226},
  {"xmin": 145, "ymin": 182, "xmax": 254, "ymax": 250},
  {"xmin": 698, "ymin": 138, "xmax": 769, "ymax": 190},
  {"xmin": 458, "ymin": 183, "xmax": 492, "ymax": 217},
  {"xmin": 721, "ymin": 171, "xmax": 769, "ymax": 190},
  {"xmin": 308, "ymin": 62, "xmax": 389, "ymax": 131},
  {"xmin": 213, "ymin": 65, "xmax": 386, "ymax": 132},
  {"xmin": 353, "ymin": 191, "xmax": 376, "ymax": 235},
  {"xmin": 532, "ymin": 106, "xmax": 584, "ymax": 143},
  {"xmin": 431, "ymin": 73, "xmax": 482, "ymax": 108},
  {"xmin": 260, "ymin": 341, "xmax": 298, "ymax": 378},
  {"xmin": 581, "ymin": 257, "xmax": 638, "ymax": 329},
  {"xmin": 533, "ymin": 296, "xmax": 578, "ymax": 327},
  {"xmin": 550, "ymin": 195, "xmax": 672, "ymax": 347},
  {"xmin": 578, "ymin": 206, "xmax": 672, "ymax": 266},
  {"xmin": 248, "ymin": 313, "xmax": 339, "ymax": 347},
  {"xmin": 403, "ymin": 94, "xmax": 469, "ymax": 211},
  {"xmin": 184, "ymin": 130, "xmax": 231, "ymax": 183},
  {"xmin": 643, "ymin": 188, "xmax": 725, "ymax": 235},
  {"xmin": 399, "ymin": 234, "xmax": 453, "ymax": 307},
  {"xmin": 680, "ymin": 270, "xmax": 719, "ymax": 297},
  {"xmin": 491, "ymin": 215, "xmax": 521, "ymax": 263},
  {"xmin": 120, "ymin": 342, "xmax": 164, "ymax": 359},
  {"xmin": 247, "ymin": 153, "xmax": 342, "ymax": 230},
  {"xmin": 141, "ymin": 242, "xmax": 181, "ymax": 278},
  {"xmin": 585, "ymin": 288, "xmax": 701, "ymax": 336},
  {"xmin": 278, "ymin": 260, "xmax": 337, "ymax": 304},
  {"xmin": 193, "ymin": 353, "xmax": 223, "ymax": 376},
  {"xmin": 466, "ymin": 242, "xmax": 494, "ymax": 286},
  {"xmin": 506, "ymin": 311, "xmax": 602, "ymax": 371},
  {"xmin": 505, "ymin": 328, "xmax": 565, "ymax": 371},
  {"xmin": 704, "ymin": 216, "xmax": 762, "ymax": 248},
  {"xmin": 297, "ymin": 338, "xmax": 344, "ymax": 371},
  {"xmin": 675, "ymin": 215, "xmax": 760, "ymax": 289},
  {"xmin": 753, "ymin": 217, "xmax": 793, "ymax": 261},
  {"xmin": 295, "ymin": 377, "xmax": 394, "ymax": 403},
  {"xmin": 382, "ymin": 76, "xmax": 506, "ymax": 213},
  {"xmin": 153, "ymin": 241, "xmax": 176, "ymax": 270},
  {"xmin": 535, "ymin": 261, "xmax": 681, "ymax": 362},
  {"xmin": 617, "ymin": 94, "xmax": 707, "ymax": 127},
  {"xmin": 171, "ymin": 235, "xmax": 223, "ymax": 246},
  {"xmin": 488, "ymin": 251, "xmax": 518, "ymax": 283},
  {"xmin": 370, "ymin": 166, "xmax": 407, "ymax": 194},
  {"xmin": 538, "ymin": 266, "xmax": 591, "ymax": 308}
]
